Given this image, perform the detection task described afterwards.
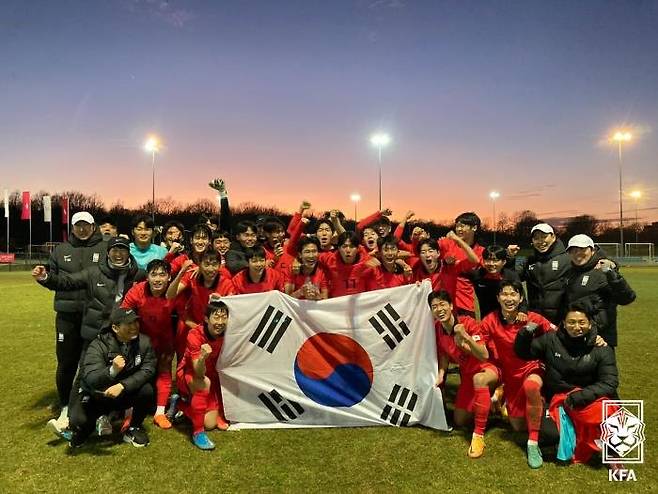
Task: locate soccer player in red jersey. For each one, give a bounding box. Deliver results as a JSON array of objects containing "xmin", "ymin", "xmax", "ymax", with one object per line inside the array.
[
  {"xmin": 314, "ymin": 217, "xmax": 338, "ymax": 252},
  {"xmin": 121, "ymin": 259, "xmax": 176, "ymax": 429},
  {"xmin": 262, "ymin": 214, "xmax": 305, "ymax": 275},
  {"xmin": 429, "ymin": 290, "xmax": 499, "ymax": 459},
  {"xmin": 284, "ymin": 237, "xmax": 328, "ymax": 300},
  {"xmin": 231, "ymin": 246, "xmax": 286, "ymax": 294},
  {"xmin": 318, "ymin": 232, "xmax": 376, "ymax": 298},
  {"xmin": 369, "ymin": 236, "xmax": 413, "ymax": 289},
  {"xmin": 480, "ymin": 280, "xmax": 556, "ymax": 468},
  {"xmin": 438, "ymin": 213, "xmax": 485, "ymax": 316},
  {"xmin": 165, "ymin": 224, "xmax": 214, "ymax": 277},
  {"xmin": 167, "ymin": 252, "xmax": 235, "ymax": 358},
  {"xmin": 176, "ymin": 299, "xmax": 229, "ymax": 450}
]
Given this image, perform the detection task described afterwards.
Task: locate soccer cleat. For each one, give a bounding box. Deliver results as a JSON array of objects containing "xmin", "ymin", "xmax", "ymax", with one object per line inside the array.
[
  {"xmin": 123, "ymin": 426, "xmax": 150, "ymax": 447},
  {"xmin": 468, "ymin": 434, "xmax": 486, "ymax": 459},
  {"xmin": 96, "ymin": 415, "xmax": 113, "ymax": 436},
  {"xmin": 527, "ymin": 443, "xmax": 543, "ymax": 469},
  {"xmin": 192, "ymin": 432, "xmax": 216, "ymax": 450},
  {"xmin": 68, "ymin": 430, "xmax": 87, "ymax": 448},
  {"xmin": 165, "ymin": 393, "xmax": 180, "ymax": 420},
  {"xmin": 216, "ymin": 415, "xmax": 230, "ymax": 431},
  {"xmin": 47, "ymin": 418, "xmax": 72, "ymax": 442},
  {"xmin": 153, "ymin": 414, "xmax": 172, "ymax": 430}
]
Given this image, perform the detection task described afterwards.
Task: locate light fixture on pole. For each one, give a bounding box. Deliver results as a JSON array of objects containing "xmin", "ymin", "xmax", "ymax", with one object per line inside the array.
[
  {"xmin": 350, "ymin": 193, "xmax": 361, "ymax": 222},
  {"xmin": 630, "ymin": 190, "xmax": 642, "ymax": 243},
  {"xmin": 369, "ymin": 133, "xmax": 391, "ymax": 211},
  {"xmin": 144, "ymin": 135, "xmax": 160, "ymax": 223},
  {"xmin": 489, "ymin": 191, "xmax": 500, "ymax": 243},
  {"xmin": 612, "ymin": 131, "xmax": 632, "ymax": 251}
]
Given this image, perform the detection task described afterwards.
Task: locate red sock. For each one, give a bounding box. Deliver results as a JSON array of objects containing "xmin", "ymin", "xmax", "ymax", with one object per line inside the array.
[
  {"xmin": 523, "ymin": 380, "xmax": 542, "ymax": 442},
  {"xmin": 190, "ymin": 388, "xmax": 210, "ymax": 435},
  {"xmin": 473, "ymin": 387, "xmax": 491, "ymax": 435},
  {"xmin": 155, "ymin": 371, "xmax": 172, "ymax": 408}
]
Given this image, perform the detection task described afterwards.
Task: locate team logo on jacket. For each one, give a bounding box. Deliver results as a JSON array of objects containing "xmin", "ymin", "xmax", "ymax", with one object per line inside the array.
[
  {"xmin": 552, "ymin": 260, "xmax": 559, "ymax": 271},
  {"xmin": 581, "ymin": 275, "xmax": 590, "ymax": 286},
  {"xmin": 64, "ymin": 255, "xmax": 72, "ymax": 262},
  {"xmin": 92, "ymin": 253, "xmax": 100, "ymax": 263},
  {"xmin": 294, "ymin": 333, "xmax": 373, "ymax": 407}
]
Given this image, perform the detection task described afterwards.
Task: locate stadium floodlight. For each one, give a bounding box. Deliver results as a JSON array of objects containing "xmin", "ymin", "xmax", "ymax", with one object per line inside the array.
[
  {"xmin": 489, "ymin": 191, "xmax": 500, "ymax": 243},
  {"xmin": 350, "ymin": 193, "xmax": 361, "ymax": 221},
  {"xmin": 611, "ymin": 130, "xmax": 633, "ymax": 252},
  {"xmin": 370, "ymin": 132, "xmax": 391, "ymax": 210},
  {"xmin": 144, "ymin": 134, "xmax": 161, "ymax": 222}
]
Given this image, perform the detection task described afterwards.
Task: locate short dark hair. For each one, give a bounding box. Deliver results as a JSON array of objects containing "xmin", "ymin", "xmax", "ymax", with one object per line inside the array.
[
  {"xmin": 98, "ymin": 215, "xmax": 117, "ymax": 227},
  {"xmin": 263, "ymin": 218, "xmax": 286, "ymax": 234},
  {"xmin": 235, "ymin": 221, "xmax": 257, "ymax": 235},
  {"xmin": 132, "ymin": 214, "xmax": 155, "ymax": 230},
  {"xmin": 314, "ymin": 218, "xmax": 335, "ymax": 233},
  {"xmin": 483, "ymin": 245, "xmax": 507, "ymax": 261},
  {"xmin": 455, "ymin": 212, "xmax": 481, "ymax": 230},
  {"xmin": 416, "ymin": 238, "xmax": 439, "ymax": 255},
  {"xmin": 498, "ymin": 279, "xmax": 524, "ymax": 295},
  {"xmin": 190, "ymin": 223, "xmax": 212, "ymax": 240},
  {"xmin": 378, "ymin": 235, "xmax": 399, "ymax": 249},
  {"xmin": 298, "ymin": 236, "xmax": 321, "ymax": 253},
  {"xmin": 206, "ymin": 299, "xmax": 229, "ymax": 318},
  {"xmin": 428, "ymin": 289, "xmax": 452, "ymax": 307},
  {"xmin": 337, "ymin": 231, "xmax": 360, "ymax": 247},
  {"xmin": 200, "ymin": 251, "xmax": 221, "ymax": 264},
  {"xmin": 564, "ymin": 301, "xmax": 594, "ymax": 320},
  {"xmin": 163, "ymin": 220, "xmax": 185, "ymax": 237},
  {"xmin": 213, "ymin": 230, "xmax": 231, "ymax": 240},
  {"xmin": 245, "ymin": 245, "xmax": 266, "ymax": 260},
  {"xmin": 146, "ymin": 259, "xmax": 171, "ymax": 274}
]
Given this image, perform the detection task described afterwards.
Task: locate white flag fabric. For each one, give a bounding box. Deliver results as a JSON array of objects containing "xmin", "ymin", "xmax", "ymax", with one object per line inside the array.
[
  {"xmin": 42, "ymin": 195, "xmax": 52, "ymax": 223},
  {"xmin": 3, "ymin": 189, "xmax": 8, "ymax": 218},
  {"xmin": 219, "ymin": 281, "xmax": 448, "ymax": 430}
]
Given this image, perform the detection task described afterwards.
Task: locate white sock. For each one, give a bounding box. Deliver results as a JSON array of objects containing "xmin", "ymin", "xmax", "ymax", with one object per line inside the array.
[
  {"xmin": 155, "ymin": 405, "xmax": 166, "ymax": 415},
  {"xmin": 527, "ymin": 440, "xmax": 538, "ymax": 446},
  {"xmin": 58, "ymin": 406, "xmax": 69, "ymax": 421}
]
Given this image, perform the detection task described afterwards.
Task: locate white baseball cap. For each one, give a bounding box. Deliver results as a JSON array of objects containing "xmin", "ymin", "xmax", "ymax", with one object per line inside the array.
[
  {"xmin": 71, "ymin": 212, "xmax": 95, "ymax": 225},
  {"xmin": 531, "ymin": 223, "xmax": 554, "ymax": 235},
  {"xmin": 567, "ymin": 234, "xmax": 595, "ymax": 250}
]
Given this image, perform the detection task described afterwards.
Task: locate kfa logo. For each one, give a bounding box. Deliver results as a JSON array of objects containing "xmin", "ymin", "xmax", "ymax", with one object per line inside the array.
[{"xmin": 601, "ymin": 400, "xmax": 644, "ymax": 482}]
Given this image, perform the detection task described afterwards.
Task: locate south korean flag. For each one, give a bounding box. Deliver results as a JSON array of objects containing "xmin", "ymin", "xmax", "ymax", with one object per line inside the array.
[{"xmin": 218, "ymin": 280, "xmax": 448, "ymax": 430}]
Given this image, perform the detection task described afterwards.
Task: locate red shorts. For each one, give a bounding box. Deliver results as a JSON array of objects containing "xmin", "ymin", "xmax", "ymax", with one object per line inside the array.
[
  {"xmin": 502, "ymin": 365, "xmax": 543, "ymax": 419},
  {"xmin": 455, "ymin": 363, "xmax": 499, "ymax": 412},
  {"xmin": 176, "ymin": 371, "xmax": 221, "ymax": 412}
]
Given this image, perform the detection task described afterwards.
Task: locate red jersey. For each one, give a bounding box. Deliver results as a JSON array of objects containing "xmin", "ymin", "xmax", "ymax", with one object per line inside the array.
[
  {"xmin": 373, "ymin": 264, "xmax": 412, "ymax": 289},
  {"xmin": 177, "ymin": 324, "xmax": 224, "ymax": 379},
  {"xmin": 232, "ymin": 268, "xmax": 285, "ymax": 294},
  {"xmin": 319, "ymin": 251, "xmax": 376, "ymax": 298},
  {"xmin": 480, "ymin": 311, "xmax": 555, "ymax": 383},
  {"xmin": 121, "ymin": 281, "xmax": 174, "ymax": 344},
  {"xmin": 435, "ymin": 316, "xmax": 488, "ymax": 377},
  {"xmin": 179, "ymin": 269, "xmax": 235, "ymax": 325},
  {"xmin": 412, "ymin": 263, "xmax": 443, "ymax": 292},
  {"xmin": 438, "ymin": 238, "xmax": 483, "ymax": 312},
  {"xmin": 284, "ymin": 265, "xmax": 329, "ymax": 298}
]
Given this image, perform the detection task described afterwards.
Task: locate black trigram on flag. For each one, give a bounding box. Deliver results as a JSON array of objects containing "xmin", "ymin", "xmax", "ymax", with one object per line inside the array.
[
  {"xmin": 250, "ymin": 305, "xmax": 292, "ymax": 353},
  {"xmin": 258, "ymin": 389, "xmax": 305, "ymax": 422},
  {"xmin": 368, "ymin": 303, "xmax": 411, "ymax": 350},
  {"xmin": 381, "ymin": 384, "xmax": 418, "ymax": 427}
]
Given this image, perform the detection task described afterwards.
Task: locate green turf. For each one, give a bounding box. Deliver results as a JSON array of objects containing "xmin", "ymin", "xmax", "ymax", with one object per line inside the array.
[{"xmin": 1, "ymin": 268, "xmax": 656, "ymax": 493}]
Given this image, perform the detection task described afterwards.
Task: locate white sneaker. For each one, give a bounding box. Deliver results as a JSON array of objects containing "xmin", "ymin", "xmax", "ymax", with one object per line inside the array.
[
  {"xmin": 46, "ymin": 418, "xmax": 72, "ymax": 441},
  {"xmin": 96, "ymin": 415, "xmax": 113, "ymax": 436}
]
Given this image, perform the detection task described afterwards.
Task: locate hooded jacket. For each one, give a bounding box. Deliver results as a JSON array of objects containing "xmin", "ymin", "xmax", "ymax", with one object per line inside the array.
[
  {"xmin": 80, "ymin": 329, "xmax": 156, "ymax": 395},
  {"xmin": 514, "ymin": 324, "xmax": 618, "ymax": 408},
  {"xmin": 564, "ymin": 248, "xmax": 636, "ymax": 346},
  {"xmin": 47, "ymin": 229, "xmax": 107, "ymax": 313},
  {"xmin": 40, "ymin": 249, "xmax": 146, "ymax": 341},
  {"xmin": 515, "ymin": 238, "xmax": 571, "ymax": 324}
]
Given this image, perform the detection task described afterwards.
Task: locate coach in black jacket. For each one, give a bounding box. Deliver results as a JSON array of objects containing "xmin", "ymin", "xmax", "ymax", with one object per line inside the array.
[
  {"xmin": 68, "ymin": 307, "xmax": 156, "ymax": 447},
  {"xmin": 511, "ymin": 223, "xmax": 571, "ymax": 324},
  {"xmin": 45, "ymin": 212, "xmax": 107, "ymax": 427},
  {"xmin": 564, "ymin": 235, "xmax": 636, "ymax": 347}
]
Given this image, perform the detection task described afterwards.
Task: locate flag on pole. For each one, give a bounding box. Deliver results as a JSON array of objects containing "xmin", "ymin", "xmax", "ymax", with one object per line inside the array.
[
  {"xmin": 219, "ymin": 281, "xmax": 448, "ymax": 430},
  {"xmin": 43, "ymin": 196, "xmax": 52, "ymax": 223},
  {"xmin": 3, "ymin": 189, "xmax": 8, "ymax": 218},
  {"xmin": 60, "ymin": 196, "xmax": 69, "ymax": 225},
  {"xmin": 21, "ymin": 191, "xmax": 31, "ymax": 220}
]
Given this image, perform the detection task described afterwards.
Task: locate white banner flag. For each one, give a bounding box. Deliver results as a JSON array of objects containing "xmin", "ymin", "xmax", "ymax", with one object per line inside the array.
[
  {"xmin": 42, "ymin": 195, "xmax": 52, "ymax": 223},
  {"xmin": 3, "ymin": 189, "xmax": 8, "ymax": 218},
  {"xmin": 219, "ymin": 281, "xmax": 448, "ymax": 430}
]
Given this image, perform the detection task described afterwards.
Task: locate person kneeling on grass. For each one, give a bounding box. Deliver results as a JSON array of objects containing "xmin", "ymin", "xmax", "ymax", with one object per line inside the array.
[
  {"xmin": 428, "ymin": 290, "xmax": 499, "ymax": 460},
  {"xmin": 515, "ymin": 302, "xmax": 618, "ymax": 465},
  {"xmin": 175, "ymin": 298, "xmax": 230, "ymax": 450},
  {"xmin": 67, "ymin": 307, "xmax": 156, "ymax": 448}
]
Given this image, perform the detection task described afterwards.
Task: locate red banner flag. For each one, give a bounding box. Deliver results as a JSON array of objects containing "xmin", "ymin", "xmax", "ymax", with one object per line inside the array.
[
  {"xmin": 61, "ymin": 197, "xmax": 69, "ymax": 225},
  {"xmin": 21, "ymin": 191, "xmax": 31, "ymax": 220}
]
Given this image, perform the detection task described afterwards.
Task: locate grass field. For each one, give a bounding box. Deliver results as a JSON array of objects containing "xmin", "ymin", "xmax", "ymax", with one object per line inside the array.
[{"xmin": 1, "ymin": 268, "xmax": 656, "ymax": 493}]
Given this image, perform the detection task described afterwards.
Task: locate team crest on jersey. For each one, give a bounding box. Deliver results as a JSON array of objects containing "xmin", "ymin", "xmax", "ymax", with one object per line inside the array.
[
  {"xmin": 472, "ymin": 335, "xmax": 481, "ymax": 342},
  {"xmin": 64, "ymin": 255, "xmax": 72, "ymax": 262},
  {"xmin": 92, "ymin": 253, "xmax": 100, "ymax": 263},
  {"xmin": 551, "ymin": 260, "xmax": 559, "ymax": 271},
  {"xmin": 581, "ymin": 275, "xmax": 590, "ymax": 286}
]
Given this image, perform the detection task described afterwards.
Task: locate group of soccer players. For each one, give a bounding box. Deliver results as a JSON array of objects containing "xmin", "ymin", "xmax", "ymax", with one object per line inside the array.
[{"xmin": 33, "ymin": 178, "xmax": 636, "ymax": 466}]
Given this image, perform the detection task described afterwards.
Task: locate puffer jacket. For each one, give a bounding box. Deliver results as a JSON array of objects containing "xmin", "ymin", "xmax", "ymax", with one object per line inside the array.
[
  {"xmin": 516, "ymin": 238, "xmax": 571, "ymax": 323},
  {"xmin": 515, "ymin": 324, "xmax": 618, "ymax": 408},
  {"xmin": 564, "ymin": 248, "xmax": 636, "ymax": 346},
  {"xmin": 40, "ymin": 254, "xmax": 145, "ymax": 341},
  {"xmin": 47, "ymin": 230, "xmax": 107, "ymax": 313}
]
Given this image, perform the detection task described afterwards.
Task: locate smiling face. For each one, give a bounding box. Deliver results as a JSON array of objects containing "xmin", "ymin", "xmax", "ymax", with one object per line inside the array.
[
  {"xmin": 200, "ymin": 257, "xmax": 220, "ymax": 281},
  {"xmin": 264, "ymin": 227, "xmax": 285, "ymax": 248},
  {"xmin": 213, "ymin": 236, "xmax": 231, "ymax": 255},
  {"xmin": 430, "ymin": 298, "xmax": 452, "ymax": 324},
  {"xmin": 569, "ymin": 246, "xmax": 594, "ymax": 266},
  {"xmin": 147, "ymin": 266, "xmax": 169, "ymax": 295},
  {"xmin": 564, "ymin": 310, "xmax": 592, "ymax": 338},
  {"xmin": 192, "ymin": 231, "xmax": 211, "ymax": 254},
  {"xmin": 497, "ymin": 285, "xmax": 523, "ymax": 314},
  {"xmin": 531, "ymin": 231, "xmax": 556, "ymax": 253},
  {"xmin": 237, "ymin": 227, "xmax": 258, "ymax": 248},
  {"xmin": 338, "ymin": 239, "xmax": 359, "ymax": 264},
  {"xmin": 206, "ymin": 308, "xmax": 228, "ymax": 338},
  {"xmin": 483, "ymin": 257, "xmax": 506, "ymax": 274},
  {"xmin": 381, "ymin": 243, "xmax": 399, "ymax": 265},
  {"xmin": 112, "ymin": 320, "xmax": 139, "ymax": 342},
  {"xmin": 455, "ymin": 221, "xmax": 476, "ymax": 244},
  {"xmin": 299, "ymin": 243, "xmax": 319, "ymax": 270},
  {"xmin": 133, "ymin": 221, "xmax": 153, "ymax": 247},
  {"xmin": 73, "ymin": 221, "xmax": 94, "ymax": 241},
  {"xmin": 108, "ymin": 246, "xmax": 129, "ymax": 265},
  {"xmin": 164, "ymin": 226, "xmax": 183, "ymax": 246},
  {"xmin": 248, "ymin": 255, "xmax": 266, "ymax": 280}
]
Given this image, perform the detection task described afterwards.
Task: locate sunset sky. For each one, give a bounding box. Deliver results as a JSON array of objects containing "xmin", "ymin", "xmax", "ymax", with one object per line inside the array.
[{"xmin": 1, "ymin": 0, "xmax": 657, "ymax": 226}]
